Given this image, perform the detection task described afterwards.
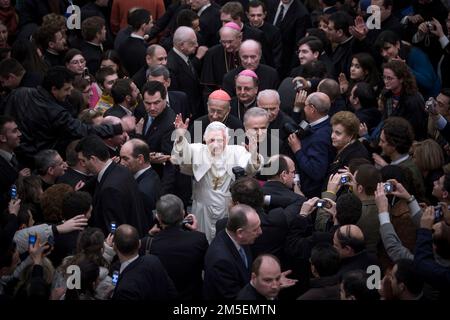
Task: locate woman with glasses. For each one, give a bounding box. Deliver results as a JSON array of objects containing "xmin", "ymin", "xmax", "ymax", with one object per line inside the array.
[
  {"xmin": 379, "ymin": 60, "xmax": 428, "ymax": 141},
  {"xmin": 65, "ymin": 49, "xmax": 88, "ymax": 77}
]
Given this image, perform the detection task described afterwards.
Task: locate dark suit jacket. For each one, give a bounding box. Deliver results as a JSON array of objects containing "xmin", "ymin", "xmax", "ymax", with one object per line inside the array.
[
  {"xmin": 141, "ymin": 106, "xmax": 176, "ymax": 195},
  {"xmin": 118, "ymin": 36, "xmax": 147, "ymax": 77},
  {"xmin": 167, "ymin": 49, "xmax": 203, "ymax": 118},
  {"xmin": 188, "ymin": 114, "xmax": 244, "ymax": 143},
  {"xmin": 293, "ymin": 118, "xmax": 334, "ymax": 198},
  {"xmin": 80, "ymin": 41, "xmax": 103, "ymax": 75},
  {"xmin": 136, "ymin": 167, "xmax": 161, "ymax": 225},
  {"xmin": 266, "ymin": 0, "xmax": 311, "ymax": 77},
  {"xmin": 257, "ymin": 22, "xmax": 282, "ymax": 71},
  {"xmin": 203, "ymin": 230, "xmax": 252, "ymax": 300},
  {"xmin": 262, "ymin": 180, "xmax": 306, "ymax": 223},
  {"xmin": 0, "ymin": 155, "xmax": 18, "ymax": 211},
  {"xmin": 56, "ymin": 167, "xmax": 90, "ymax": 188},
  {"xmin": 269, "ymin": 110, "xmax": 296, "ymax": 142},
  {"xmin": 112, "ymin": 255, "xmax": 178, "ymax": 300},
  {"xmin": 92, "ymin": 162, "xmax": 147, "ymax": 236},
  {"xmin": 198, "ymin": 3, "xmax": 222, "ymax": 48},
  {"xmin": 141, "ymin": 226, "xmax": 209, "ymax": 300},
  {"xmin": 236, "ymin": 283, "xmax": 269, "ymax": 300},
  {"xmin": 168, "ymin": 91, "xmax": 191, "ymax": 119}
]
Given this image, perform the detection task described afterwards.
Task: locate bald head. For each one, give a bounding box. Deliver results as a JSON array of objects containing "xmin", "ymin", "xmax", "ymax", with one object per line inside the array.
[
  {"xmin": 114, "ymin": 224, "xmax": 140, "ymax": 256},
  {"xmin": 120, "ymin": 138, "xmax": 150, "ymax": 173},
  {"xmin": 173, "ymin": 26, "xmax": 198, "ymax": 55},
  {"xmin": 306, "ymin": 92, "xmax": 331, "ymax": 115},
  {"xmin": 239, "ymin": 40, "xmax": 261, "ymax": 70},
  {"xmin": 333, "ymin": 224, "xmax": 366, "ymax": 258},
  {"xmin": 318, "ymin": 78, "xmax": 340, "ymax": 102}
]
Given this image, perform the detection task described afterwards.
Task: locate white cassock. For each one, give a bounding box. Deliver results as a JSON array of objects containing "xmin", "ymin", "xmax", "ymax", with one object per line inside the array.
[{"xmin": 172, "ymin": 137, "xmax": 263, "ymax": 242}]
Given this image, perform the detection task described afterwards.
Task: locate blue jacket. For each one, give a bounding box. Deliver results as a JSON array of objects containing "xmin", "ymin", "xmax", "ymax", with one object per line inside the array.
[
  {"xmin": 294, "ymin": 118, "xmax": 334, "ymax": 198},
  {"xmin": 407, "ymin": 47, "xmax": 441, "ymax": 98},
  {"xmin": 414, "ymin": 228, "xmax": 450, "ymax": 294}
]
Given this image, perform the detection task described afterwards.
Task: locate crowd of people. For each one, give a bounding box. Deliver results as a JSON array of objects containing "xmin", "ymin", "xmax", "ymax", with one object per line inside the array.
[{"xmin": 1, "ymin": 0, "xmax": 450, "ymax": 301}]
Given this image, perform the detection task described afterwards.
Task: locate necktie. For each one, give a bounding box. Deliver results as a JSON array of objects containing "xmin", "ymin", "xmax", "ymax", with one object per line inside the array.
[
  {"xmin": 238, "ymin": 247, "xmax": 248, "ymax": 269},
  {"xmin": 144, "ymin": 116, "xmax": 153, "ymax": 135},
  {"xmin": 10, "ymin": 154, "xmax": 19, "ymax": 170},
  {"xmin": 275, "ymin": 5, "xmax": 284, "ymax": 28},
  {"xmin": 187, "ymin": 58, "xmax": 197, "ymax": 77}
]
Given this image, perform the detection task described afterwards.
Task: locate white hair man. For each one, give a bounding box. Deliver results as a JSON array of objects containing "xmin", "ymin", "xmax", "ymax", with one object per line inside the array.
[{"xmin": 172, "ymin": 110, "xmax": 264, "ymax": 242}]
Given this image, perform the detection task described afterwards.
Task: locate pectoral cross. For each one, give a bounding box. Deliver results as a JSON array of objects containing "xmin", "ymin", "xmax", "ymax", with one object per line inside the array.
[{"xmin": 212, "ymin": 176, "xmax": 222, "ymax": 190}]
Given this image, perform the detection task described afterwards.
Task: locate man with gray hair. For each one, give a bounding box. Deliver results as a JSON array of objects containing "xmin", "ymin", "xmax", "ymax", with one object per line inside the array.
[
  {"xmin": 287, "ymin": 92, "xmax": 334, "ymax": 198},
  {"xmin": 147, "ymin": 65, "xmax": 191, "ymax": 119},
  {"xmin": 256, "ymin": 89, "xmax": 296, "ymax": 141},
  {"xmin": 222, "ymin": 39, "xmax": 279, "ymax": 97},
  {"xmin": 132, "ymin": 44, "xmax": 168, "ymax": 90},
  {"xmin": 172, "ymin": 116, "xmax": 263, "ymax": 242},
  {"xmin": 167, "ymin": 26, "xmax": 207, "ymax": 119},
  {"xmin": 35, "ymin": 149, "xmax": 67, "ymax": 191},
  {"xmin": 243, "ymin": 107, "xmax": 288, "ymax": 161}
]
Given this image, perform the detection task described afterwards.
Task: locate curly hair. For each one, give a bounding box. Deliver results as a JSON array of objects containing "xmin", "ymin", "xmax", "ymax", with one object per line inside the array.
[
  {"xmin": 382, "ymin": 117, "xmax": 414, "ymax": 154},
  {"xmin": 382, "ymin": 60, "xmax": 418, "ymax": 96},
  {"xmin": 40, "ymin": 184, "xmax": 74, "ymax": 223},
  {"xmin": 331, "ymin": 111, "xmax": 360, "ymax": 139}
]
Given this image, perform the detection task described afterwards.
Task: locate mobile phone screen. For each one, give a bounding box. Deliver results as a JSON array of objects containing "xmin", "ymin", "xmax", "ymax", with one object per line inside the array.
[{"xmin": 29, "ymin": 234, "xmax": 37, "ymax": 246}]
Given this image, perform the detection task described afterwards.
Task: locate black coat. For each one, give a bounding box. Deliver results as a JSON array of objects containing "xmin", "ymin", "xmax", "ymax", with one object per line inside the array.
[
  {"xmin": 327, "ymin": 140, "xmax": 370, "ymax": 177},
  {"xmin": 268, "ymin": 110, "xmax": 296, "ymax": 142},
  {"xmin": 256, "ymin": 22, "xmax": 282, "ymax": 71},
  {"xmin": 261, "ymin": 180, "xmax": 306, "ymax": 223},
  {"xmin": 0, "ymin": 155, "xmax": 18, "ymax": 211},
  {"xmin": 337, "ymin": 250, "xmax": 379, "ymax": 277},
  {"xmin": 80, "ymin": 41, "xmax": 103, "ymax": 75},
  {"xmin": 140, "ymin": 106, "xmax": 176, "ymax": 195},
  {"xmin": 355, "ymin": 107, "xmax": 382, "ymax": 134},
  {"xmin": 230, "ymin": 97, "xmax": 257, "ymax": 122},
  {"xmin": 135, "ymin": 167, "xmax": 161, "ymax": 225},
  {"xmin": 167, "ymin": 49, "xmax": 203, "ymax": 118},
  {"xmin": 141, "ymin": 226, "xmax": 208, "ymax": 300},
  {"xmin": 198, "ymin": 3, "xmax": 222, "ymax": 48},
  {"xmin": 112, "ymin": 255, "xmax": 178, "ymax": 300},
  {"xmin": 118, "ymin": 36, "xmax": 147, "ymax": 77},
  {"xmin": 56, "ymin": 167, "xmax": 91, "ymax": 188},
  {"xmin": 236, "ymin": 283, "xmax": 269, "ymax": 300},
  {"xmin": 168, "ymin": 91, "xmax": 191, "ymax": 119},
  {"xmin": 2, "ymin": 87, "xmax": 123, "ymax": 167},
  {"xmin": 266, "ymin": 0, "xmax": 311, "ymax": 77},
  {"xmin": 92, "ymin": 162, "xmax": 147, "ymax": 236},
  {"xmin": 203, "ymin": 230, "xmax": 252, "ymax": 300},
  {"xmin": 222, "ymin": 65, "xmax": 279, "ymax": 97}
]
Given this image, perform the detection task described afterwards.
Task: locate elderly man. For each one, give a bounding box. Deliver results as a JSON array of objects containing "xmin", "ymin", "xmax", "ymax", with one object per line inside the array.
[
  {"xmin": 287, "ymin": 92, "xmax": 334, "ymax": 198},
  {"xmin": 257, "ymin": 89, "xmax": 296, "ymax": 141},
  {"xmin": 189, "ymin": 89, "xmax": 243, "ymax": 143},
  {"xmin": 222, "ymin": 39, "xmax": 279, "ymax": 96},
  {"xmin": 230, "ymin": 69, "xmax": 259, "ymax": 121},
  {"xmin": 167, "ymin": 26, "xmax": 205, "ymax": 119},
  {"xmin": 201, "ymin": 22, "xmax": 242, "ymax": 97},
  {"xmin": 172, "ymin": 118, "xmax": 263, "ymax": 242}
]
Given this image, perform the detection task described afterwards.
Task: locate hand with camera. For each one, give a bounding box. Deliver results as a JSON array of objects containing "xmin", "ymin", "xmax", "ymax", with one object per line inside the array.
[
  {"xmin": 182, "ymin": 213, "xmax": 198, "ymax": 231},
  {"xmin": 287, "ymin": 133, "xmax": 302, "ymax": 153},
  {"xmin": 385, "ymin": 179, "xmax": 411, "ymax": 200},
  {"xmin": 429, "ymin": 18, "xmax": 445, "ymax": 38},
  {"xmin": 326, "ymin": 173, "xmax": 342, "ymax": 195},
  {"xmin": 291, "ymin": 77, "xmax": 310, "ymax": 91},
  {"xmin": 420, "ymin": 206, "xmax": 435, "ymax": 230},
  {"xmin": 374, "ymin": 182, "xmax": 389, "ymax": 214},
  {"xmin": 105, "ymin": 233, "xmax": 114, "ymax": 248},
  {"xmin": 29, "ymin": 234, "xmax": 51, "ymax": 266},
  {"xmin": 299, "ymin": 197, "xmax": 320, "ymax": 217},
  {"xmin": 321, "ymin": 198, "xmax": 337, "ymax": 224}
]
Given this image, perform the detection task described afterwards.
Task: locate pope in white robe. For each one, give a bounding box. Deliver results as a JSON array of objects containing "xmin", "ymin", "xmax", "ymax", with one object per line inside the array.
[{"xmin": 172, "ymin": 118, "xmax": 263, "ymax": 242}]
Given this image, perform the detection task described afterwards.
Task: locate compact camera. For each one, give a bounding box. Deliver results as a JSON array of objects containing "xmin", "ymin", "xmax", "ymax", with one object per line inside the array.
[
  {"xmin": 294, "ymin": 80, "xmax": 304, "ymax": 92},
  {"xmin": 315, "ymin": 199, "xmax": 327, "ymax": 208},
  {"xmin": 340, "ymin": 175, "xmax": 349, "ymax": 184},
  {"xmin": 284, "ymin": 121, "xmax": 311, "ymax": 139},
  {"xmin": 384, "ymin": 182, "xmax": 394, "ymax": 194}
]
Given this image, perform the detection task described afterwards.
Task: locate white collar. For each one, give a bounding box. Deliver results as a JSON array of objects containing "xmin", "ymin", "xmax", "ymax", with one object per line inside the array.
[
  {"xmin": 309, "ymin": 115, "xmax": 329, "ymax": 127},
  {"xmin": 119, "ymin": 254, "xmax": 139, "ymax": 274},
  {"xmin": 130, "ymin": 33, "xmax": 145, "ymax": 40},
  {"xmin": 0, "ymin": 149, "xmax": 13, "ymax": 162},
  {"xmin": 391, "ymin": 154, "xmax": 409, "ymax": 165},
  {"xmin": 280, "ymin": 0, "xmax": 294, "ymax": 9},
  {"xmin": 197, "ymin": 3, "xmax": 211, "ymax": 16},
  {"xmin": 97, "ymin": 159, "xmax": 113, "ymax": 182},
  {"xmin": 173, "ymin": 47, "xmax": 189, "ymax": 64},
  {"xmin": 134, "ymin": 165, "xmax": 152, "ymax": 179}
]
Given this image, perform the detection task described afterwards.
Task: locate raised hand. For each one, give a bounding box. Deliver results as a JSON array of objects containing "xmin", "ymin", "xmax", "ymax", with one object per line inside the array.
[{"xmin": 338, "ymin": 73, "xmax": 349, "ymax": 94}]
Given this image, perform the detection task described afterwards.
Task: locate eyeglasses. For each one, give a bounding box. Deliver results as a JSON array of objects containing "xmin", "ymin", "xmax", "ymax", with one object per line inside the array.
[{"xmin": 383, "ymin": 76, "xmax": 397, "ymax": 81}]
